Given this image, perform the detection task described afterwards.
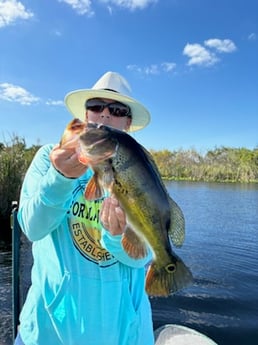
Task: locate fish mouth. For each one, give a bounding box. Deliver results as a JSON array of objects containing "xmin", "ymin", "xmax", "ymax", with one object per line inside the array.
[{"xmin": 78, "ymin": 124, "xmax": 118, "ymax": 164}]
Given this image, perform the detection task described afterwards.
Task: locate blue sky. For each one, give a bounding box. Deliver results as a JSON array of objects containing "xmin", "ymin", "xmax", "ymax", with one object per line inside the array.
[{"xmin": 0, "ymin": 0, "xmax": 257, "ymax": 152}]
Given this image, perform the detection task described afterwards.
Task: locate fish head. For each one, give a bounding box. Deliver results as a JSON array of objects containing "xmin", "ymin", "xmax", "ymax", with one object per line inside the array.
[{"xmin": 78, "ymin": 122, "xmax": 118, "ymax": 165}]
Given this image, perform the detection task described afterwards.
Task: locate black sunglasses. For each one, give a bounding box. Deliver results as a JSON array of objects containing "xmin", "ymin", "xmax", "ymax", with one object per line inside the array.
[{"xmin": 85, "ymin": 99, "xmax": 131, "ymax": 118}]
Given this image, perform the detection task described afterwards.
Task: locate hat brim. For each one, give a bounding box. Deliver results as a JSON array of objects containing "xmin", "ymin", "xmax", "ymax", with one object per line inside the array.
[{"xmin": 64, "ymin": 89, "xmax": 150, "ymax": 132}]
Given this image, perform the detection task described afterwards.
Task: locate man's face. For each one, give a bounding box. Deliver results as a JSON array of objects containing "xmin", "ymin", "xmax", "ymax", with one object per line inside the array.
[{"xmin": 85, "ymin": 98, "xmax": 132, "ymax": 131}]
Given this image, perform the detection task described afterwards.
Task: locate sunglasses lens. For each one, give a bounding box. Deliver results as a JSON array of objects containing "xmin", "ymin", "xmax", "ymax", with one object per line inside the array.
[
  {"xmin": 109, "ymin": 104, "xmax": 130, "ymax": 117},
  {"xmin": 87, "ymin": 105, "xmax": 104, "ymax": 112},
  {"xmin": 86, "ymin": 99, "xmax": 130, "ymax": 117},
  {"xmin": 86, "ymin": 100, "xmax": 104, "ymax": 113}
]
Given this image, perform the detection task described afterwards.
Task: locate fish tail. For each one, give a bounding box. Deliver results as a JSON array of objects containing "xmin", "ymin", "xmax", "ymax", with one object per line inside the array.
[{"xmin": 145, "ymin": 257, "xmax": 193, "ymax": 297}]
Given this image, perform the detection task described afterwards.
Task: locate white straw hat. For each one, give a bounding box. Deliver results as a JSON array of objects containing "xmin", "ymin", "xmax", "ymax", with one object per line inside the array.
[{"xmin": 64, "ymin": 71, "xmax": 150, "ymax": 132}]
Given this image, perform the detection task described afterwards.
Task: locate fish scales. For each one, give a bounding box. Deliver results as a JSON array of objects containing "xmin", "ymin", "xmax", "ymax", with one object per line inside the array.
[{"xmin": 61, "ymin": 119, "xmax": 193, "ymax": 297}]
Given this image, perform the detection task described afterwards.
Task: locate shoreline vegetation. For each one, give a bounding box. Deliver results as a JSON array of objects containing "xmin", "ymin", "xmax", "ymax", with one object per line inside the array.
[
  {"xmin": 150, "ymin": 147, "xmax": 258, "ymax": 184},
  {"xmin": 1, "ymin": 135, "xmax": 258, "ymax": 242}
]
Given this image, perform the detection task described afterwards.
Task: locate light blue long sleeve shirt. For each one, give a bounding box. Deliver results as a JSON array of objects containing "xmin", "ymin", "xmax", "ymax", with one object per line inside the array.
[{"xmin": 17, "ymin": 144, "xmax": 154, "ymax": 345}]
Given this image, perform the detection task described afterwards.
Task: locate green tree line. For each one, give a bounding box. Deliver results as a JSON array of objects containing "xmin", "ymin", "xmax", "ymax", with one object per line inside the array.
[
  {"xmin": 0, "ymin": 136, "xmax": 40, "ymax": 242},
  {"xmin": 150, "ymin": 146, "xmax": 258, "ymax": 183},
  {"xmin": 1, "ymin": 136, "xmax": 258, "ymax": 242}
]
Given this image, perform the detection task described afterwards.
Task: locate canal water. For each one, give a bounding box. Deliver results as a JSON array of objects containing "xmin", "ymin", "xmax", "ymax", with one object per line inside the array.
[{"xmin": 1, "ymin": 181, "xmax": 258, "ymax": 345}]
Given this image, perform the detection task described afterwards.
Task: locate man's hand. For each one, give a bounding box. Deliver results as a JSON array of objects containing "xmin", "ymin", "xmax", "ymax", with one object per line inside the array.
[
  {"xmin": 100, "ymin": 196, "xmax": 126, "ymax": 235},
  {"xmin": 50, "ymin": 145, "xmax": 87, "ymax": 178}
]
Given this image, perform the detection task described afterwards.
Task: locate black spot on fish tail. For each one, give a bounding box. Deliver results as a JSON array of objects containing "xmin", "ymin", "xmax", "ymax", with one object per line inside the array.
[
  {"xmin": 145, "ymin": 258, "xmax": 193, "ymax": 297},
  {"xmin": 165, "ymin": 263, "xmax": 176, "ymax": 273}
]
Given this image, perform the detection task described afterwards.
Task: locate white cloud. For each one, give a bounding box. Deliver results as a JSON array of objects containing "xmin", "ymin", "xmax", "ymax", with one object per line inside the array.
[
  {"xmin": 0, "ymin": 83, "xmax": 39, "ymax": 105},
  {"xmin": 52, "ymin": 29, "xmax": 62, "ymax": 37},
  {"xmin": 99, "ymin": 0, "xmax": 157, "ymax": 11},
  {"xmin": 107, "ymin": 5, "xmax": 113, "ymax": 14},
  {"xmin": 144, "ymin": 64, "xmax": 159, "ymax": 75},
  {"xmin": 183, "ymin": 43, "xmax": 219, "ymax": 67},
  {"xmin": 58, "ymin": 0, "xmax": 94, "ymax": 16},
  {"xmin": 0, "ymin": 83, "xmax": 64, "ymax": 107},
  {"xmin": 127, "ymin": 61, "xmax": 176, "ymax": 75},
  {"xmin": 248, "ymin": 33, "xmax": 256, "ymax": 41},
  {"xmin": 127, "ymin": 64, "xmax": 158, "ymax": 74},
  {"xmin": 183, "ymin": 38, "xmax": 237, "ymax": 67},
  {"xmin": 161, "ymin": 62, "xmax": 176, "ymax": 72},
  {"xmin": 0, "ymin": 0, "xmax": 33, "ymax": 28},
  {"xmin": 127, "ymin": 64, "xmax": 142, "ymax": 73},
  {"xmin": 46, "ymin": 99, "xmax": 64, "ymax": 106},
  {"xmin": 59, "ymin": 0, "xmax": 157, "ymax": 14},
  {"xmin": 204, "ymin": 38, "xmax": 237, "ymax": 53}
]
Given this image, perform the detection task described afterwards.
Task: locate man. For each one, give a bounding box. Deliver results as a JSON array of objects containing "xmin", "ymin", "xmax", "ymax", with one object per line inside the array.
[{"xmin": 15, "ymin": 72, "xmax": 154, "ymax": 345}]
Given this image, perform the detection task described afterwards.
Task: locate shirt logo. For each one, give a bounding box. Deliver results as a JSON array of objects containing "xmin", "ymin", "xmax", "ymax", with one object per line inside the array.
[{"xmin": 68, "ymin": 185, "xmax": 117, "ymax": 267}]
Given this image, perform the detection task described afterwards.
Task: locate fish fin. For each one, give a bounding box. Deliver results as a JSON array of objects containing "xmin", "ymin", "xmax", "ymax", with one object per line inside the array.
[
  {"xmin": 84, "ymin": 175, "xmax": 104, "ymax": 200},
  {"xmin": 168, "ymin": 197, "xmax": 185, "ymax": 247},
  {"xmin": 60, "ymin": 118, "xmax": 85, "ymax": 149},
  {"xmin": 122, "ymin": 226, "xmax": 148, "ymax": 259},
  {"xmin": 100, "ymin": 162, "xmax": 115, "ymax": 190},
  {"xmin": 145, "ymin": 256, "xmax": 193, "ymax": 297}
]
